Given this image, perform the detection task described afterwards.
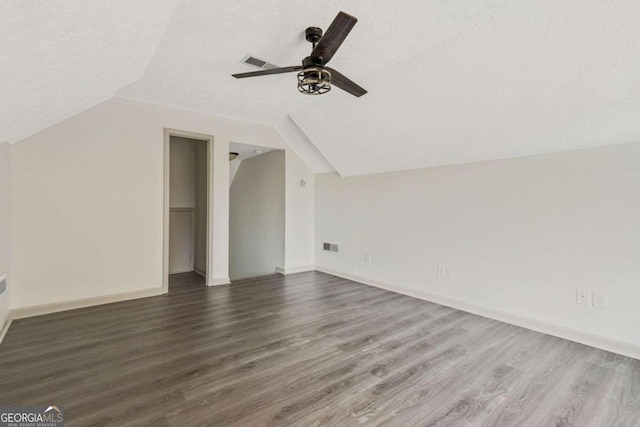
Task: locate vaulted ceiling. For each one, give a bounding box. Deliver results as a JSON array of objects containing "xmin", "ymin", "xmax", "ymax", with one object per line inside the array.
[
  {"xmin": 0, "ymin": 0, "xmax": 180, "ymax": 144},
  {"xmin": 4, "ymin": 0, "xmax": 640, "ymax": 176}
]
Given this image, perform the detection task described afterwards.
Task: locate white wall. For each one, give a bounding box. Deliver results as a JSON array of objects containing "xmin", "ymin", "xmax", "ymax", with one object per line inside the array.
[
  {"xmin": 316, "ymin": 142, "xmax": 640, "ymax": 349},
  {"xmin": 229, "ymin": 151, "xmax": 285, "ymax": 280},
  {"xmin": 10, "ymin": 97, "xmax": 286, "ymax": 309},
  {"xmin": 284, "ymin": 149, "xmax": 315, "ymax": 273},
  {"xmin": 229, "ymin": 159, "xmax": 241, "ymax": 186},
  {"xmin": 169, "ymin": 136, "xmax": 198, "ymax": 208},
  {"xmin": 0, "ymin": 142, "xmax": 11, "ymax": 330}
]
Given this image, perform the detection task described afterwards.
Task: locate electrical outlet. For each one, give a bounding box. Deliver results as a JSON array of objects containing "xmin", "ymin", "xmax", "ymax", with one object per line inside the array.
[
  {"xmin": 445, "ymin": 266, "xmax": 453, "ymax": 278},
  {"xmin": 593, "ymin": 291, "xmax": 607, "ymax": 309},
  {"xmin": 365, "ymin": 254, "xmax": 372, "ymax": 264},
  {"xmin": 576, "ymin": 288, "xmax": 592, "ymax": 306},
  {"xmin": 437, "ymin": 265, "xmax": 453, "ymax": 279}
]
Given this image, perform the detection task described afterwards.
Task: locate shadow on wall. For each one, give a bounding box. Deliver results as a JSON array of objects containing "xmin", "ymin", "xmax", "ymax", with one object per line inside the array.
[{"xmin": 229, "ymin": 150, "xmax": 285, "ymax": 280}]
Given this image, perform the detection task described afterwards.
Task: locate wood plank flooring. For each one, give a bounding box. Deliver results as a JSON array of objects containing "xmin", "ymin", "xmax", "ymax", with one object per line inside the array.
[{"xmin": 1, "ymin": 271, "xmax": 639, "ymax": 426}]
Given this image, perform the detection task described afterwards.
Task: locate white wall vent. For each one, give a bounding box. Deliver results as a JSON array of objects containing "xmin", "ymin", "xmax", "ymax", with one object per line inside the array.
[
  {"xmin": 323, "ymin": 242, "xmax": 339, "ymax": 252},
  {"xmin": 240, "ymin": 55, "xmax": 279, "ymax": 70},
  {"xmin": 0, "ymin": 275, "xmax": 6, "ymax": 296}
]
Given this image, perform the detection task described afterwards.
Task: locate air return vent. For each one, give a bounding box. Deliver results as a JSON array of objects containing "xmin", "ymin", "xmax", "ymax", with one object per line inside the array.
[
  {"xmin": 0, "ymin": 275, "xmax": 6, "ymax": 296},
  {"xmin": 323, "ymin": 242, "xmax": 339, "ymax": 253},
  {"xmin": 240, "ymin": 55, "xmax": 279, "ymax": 70}
]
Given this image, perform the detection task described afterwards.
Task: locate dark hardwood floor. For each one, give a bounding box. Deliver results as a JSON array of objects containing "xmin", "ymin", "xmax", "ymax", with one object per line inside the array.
[{"xmin": 0, "ymin": 271, "xmax": 638, "ymax": 426}]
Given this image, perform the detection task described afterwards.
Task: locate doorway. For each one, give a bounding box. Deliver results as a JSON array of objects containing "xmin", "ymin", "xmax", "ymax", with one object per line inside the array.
[
  {"xmin": 228, "ymin": 142, "xmax": 285, "ymax": 280},
  {"xmin": 164, "ymin": 132, "xmax": 210, "ymax": 292}
]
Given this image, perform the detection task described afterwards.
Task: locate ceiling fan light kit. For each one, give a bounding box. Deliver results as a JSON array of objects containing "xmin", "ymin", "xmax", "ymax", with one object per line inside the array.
[
  {"xmin": 232, "ymin": 11, "xmax": 367, "ymax": 97},
  {"xmin": 297, "ymin": 67, "xmax": 331, "ymax": 95}
]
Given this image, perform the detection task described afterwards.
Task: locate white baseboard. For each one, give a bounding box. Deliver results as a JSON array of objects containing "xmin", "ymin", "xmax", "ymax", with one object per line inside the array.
[
  {"xmin": 315, "ymin": 266, "xmax": 640, "ymax": 360},
  {"xmin": 194, "ymin": 269, "xmax": 206, "ymax": 278},
  {"xmin": 0, "ymin": 314, "xmax": 12, "ymax": 346},
  {"xmin": 276, "ymin": 265, "xmax": 316, "ymax": 275},
  {"xmin": 10, "ymin": 287, "xmax": 165, "ymax": 320},
  {"xmin": 208, "ymin": 277, "xmax": 231, "ymax": 286}
]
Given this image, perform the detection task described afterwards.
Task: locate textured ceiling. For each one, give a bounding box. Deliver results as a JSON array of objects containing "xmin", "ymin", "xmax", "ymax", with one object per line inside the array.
[
  {"xmin": 120, "ymin": 0, "xmax": 640, "ymax": 176},
  {"xmin": 4, "ymin": 1, "xmax": 640, "ymax": 176},
  {"xmin": 0, "ymin": 0, "xmax": 180, "ymax": 144},
  {"xmin": 289, "ymin": 0, "xmax": 640, "ymax": 175}
]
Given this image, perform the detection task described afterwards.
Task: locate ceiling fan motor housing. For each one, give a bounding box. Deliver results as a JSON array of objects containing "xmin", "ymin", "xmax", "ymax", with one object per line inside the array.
[{"xmin": 302, "ymin": 56, "xmax": 325, "ymax": 69}]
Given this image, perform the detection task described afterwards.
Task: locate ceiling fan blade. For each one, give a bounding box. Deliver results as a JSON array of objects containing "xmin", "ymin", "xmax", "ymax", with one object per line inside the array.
[
  {"xmin": 232, "ymin": 65, "xmax": 302, "ymax": 78},
  {"xmin": 311, "ymin": 12, "xmax": 357, "ymax": 64},
  {"xmin": 327, "ymin": 67, "xmax": 367, "ymax": 97}
]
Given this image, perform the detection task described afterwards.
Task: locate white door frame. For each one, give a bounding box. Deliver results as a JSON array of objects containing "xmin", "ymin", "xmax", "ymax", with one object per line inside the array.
[{"xmin": 163, "ymin": 128, "xmax": 214, "ymax": 293}]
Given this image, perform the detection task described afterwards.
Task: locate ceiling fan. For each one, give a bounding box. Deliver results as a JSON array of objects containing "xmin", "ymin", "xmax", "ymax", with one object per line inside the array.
[{"xmin": 232, "ymin": 11, "xmax": 367, "ymax": 97}]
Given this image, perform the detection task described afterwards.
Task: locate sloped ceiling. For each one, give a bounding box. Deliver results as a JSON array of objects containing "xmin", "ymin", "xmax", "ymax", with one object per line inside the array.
[
  {"xmin": 4, "ymin": 1, "xmax": 640, "ymax": 176},
  {"xmin": 289, "ymin": 0, "xmax": 640, "ymax": 176},
  {"xmin": 0, "ymin": 0, "xmax": 180, "ymax": 144}
]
